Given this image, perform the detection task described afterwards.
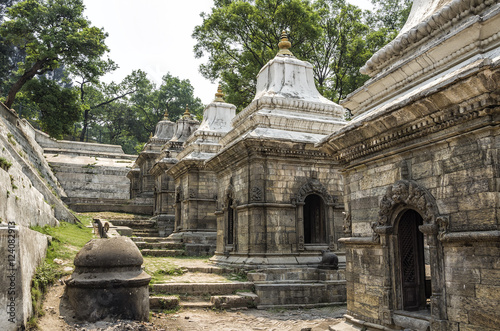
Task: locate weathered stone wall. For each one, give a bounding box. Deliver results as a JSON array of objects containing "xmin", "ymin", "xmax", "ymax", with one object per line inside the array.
[
  {"xmin": 42, "ymin": 139, "xmax": 135, "ymax": 202},
  {"xmin": 0, "ymin": 225, "xmax": 49, "ymax": 331},
  {"xmin": 443, "ymin": 240, "xmax": 500, "ymax": 330},
  {"xmin": 339, "ymin": 126, "xmax": 500, "ymax": 329},
  {"xmin": 0, "ymin": 103, "xmax": 76, "ymax": 222},
  {"xmin": 346, "ymin": 130, "xmax": 498, "ymax": 238},
  {"xmin": 212, "ymin": 139, "xmax": 344, "ymax": 261},
  {"xmin": 177, "ymin": 168, "xmax": 217, "ymax": 232},
  {"xmin": 154, "ymin": 173, "xmax": 175, "ymax": 217}
]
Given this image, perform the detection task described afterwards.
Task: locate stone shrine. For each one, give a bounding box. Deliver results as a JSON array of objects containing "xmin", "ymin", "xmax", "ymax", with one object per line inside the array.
[
  {"xmin": 166, "ymin": 86, "xmax": 236, "ymax": 255},
  {"xmin": 320, "ymin": 0, "xmax": 500, "ymax": 330},
  {"xmin": 206, "ymin": 32, "xmax": 347, "ymax": 268},
  {"xmin": 127, "ymin": 112, "xmax": 176, "ymax": 213},
  {"xmin": 149, "ymin": 106, "xmax": 200, "ymax": 236}
]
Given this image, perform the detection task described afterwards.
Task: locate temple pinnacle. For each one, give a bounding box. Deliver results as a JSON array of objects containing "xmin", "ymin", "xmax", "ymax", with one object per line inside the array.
[
  {"xmin": 214, "ymin": 84, "xmax": 225, "ymax": 102},
  {"xmin": 277, "ymin": 30, "xmax": 293, "ymax": 56},
  {"xmin": 163, "ymin": 110, "xmax": 169, "ymax": 120},
  {"xmin": 182, "ymin": 104, "xmax": 191, "ymax": 119}
]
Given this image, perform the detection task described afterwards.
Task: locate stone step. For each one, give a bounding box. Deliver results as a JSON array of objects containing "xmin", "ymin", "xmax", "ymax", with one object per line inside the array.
[
  {"xmin": 184, "ymin": 266, "xmax": 235, "ymax": 275},
  {"xmin": 211, "ymin": 292, "xmax": 260, "ymax": 309},
  {"xmin": 133, "ymin": 229, "xmax": 160, "ymax": 236},
  {"xmin": 179, "ymin": 301, "xmax": 213, "ymax": 308},
  {"xmin": 140, "ymin": 249, "xmax": 185, "ymax": 257},
  {"xmin": 151, "ymin": 282, "xmax": 254, "ymax": 296},
  {"xmin": 131, "ymin": 236, "xmax": 173, "ymax": 243},
  {"xmin": 254, "ymin": 281, "xmax": 346, "ymax": 308},
  {"xmin": 134, "ymin": 242, "xmax": 184, "ymax": 250},
  {"xmin": 149, "ymin": 296, "xmax": 179, "ymax": 310},
  {"xmin": 111, "ymin": 219, "xmax": 156, "ymax": 228}
]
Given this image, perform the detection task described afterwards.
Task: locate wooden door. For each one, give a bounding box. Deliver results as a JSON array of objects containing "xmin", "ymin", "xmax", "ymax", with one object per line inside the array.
[{"xmin": 398, "ymin": 209, "xmax": 425, "ymax": 310}]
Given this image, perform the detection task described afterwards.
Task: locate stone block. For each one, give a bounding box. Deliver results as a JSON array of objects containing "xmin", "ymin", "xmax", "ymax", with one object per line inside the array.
[
  {"xmin": 476, "ymin": 285, "xmax": 500, "ymax": 301},
  {"xmin": 211, "ymin": 292, "xmax": 259, "ymax": 309},
  {"xmin": 149, "ymin": 296, "xmax": 179, "ymax": 310}
]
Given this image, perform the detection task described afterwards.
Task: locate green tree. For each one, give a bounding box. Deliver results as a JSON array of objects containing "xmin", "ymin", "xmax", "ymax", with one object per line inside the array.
[
  {"xmin": 194, "ymin": 0, "xmax": 412, "ymax": 108},
  {"xmin": 0, "ymin": 0, "xmax": 109, "ymax": 108},
  {"xmin": 74, "ymin": 68, "xmax": 148, "ymax": 142},
  {"xmin": 310, "ymin": 0, "xmax": 374, "ymax": 102},
  {"xmin": 370, "ymin": 0, "xmax": 412, "ymax": 37},
  {"xmin": 130, "ymin": 73, "xmax": 204, "ymax": 129},
  {"xmin": 193, "ymin": 0, "xmax": 322, "ymax": 109},
  {"xmin": 18, "ymin": 77, "xmax": 82, "ymax": 138}
]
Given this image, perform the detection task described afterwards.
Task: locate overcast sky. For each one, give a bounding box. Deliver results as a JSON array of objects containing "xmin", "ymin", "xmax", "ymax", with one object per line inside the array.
[{"xmin": 83, "ymin": 0, "xmax": 373, "ymax": 105}]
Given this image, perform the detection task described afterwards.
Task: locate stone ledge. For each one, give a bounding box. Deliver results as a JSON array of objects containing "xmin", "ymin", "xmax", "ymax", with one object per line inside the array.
[{"xmin": 440, "ymin": 230, "xmax": 500, "ymax": 244}]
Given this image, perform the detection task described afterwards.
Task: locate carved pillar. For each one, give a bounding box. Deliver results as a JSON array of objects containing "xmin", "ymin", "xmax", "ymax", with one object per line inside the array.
[
  {"xmin": 327, "ymin": 204, "xmax": 335, "ymax": 250},
  {"xmin": 296, "ymin": 202, "xmax": 305, "ymax": 251},
  {"xmin": 375, "ymin": 225, "xmax": 394, "ymax": 325},
  {"xmin": 420, "ymin": 219, "xmax": 448, "ymax": 330}
]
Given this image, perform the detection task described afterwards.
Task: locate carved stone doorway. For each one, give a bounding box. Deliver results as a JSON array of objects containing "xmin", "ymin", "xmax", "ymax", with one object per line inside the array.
[
  {"xmin": 303, "ymin": 194, "xmax": 326, "ymax": 244},
  {"xmin": 397, "ymin": 209, "xmax": 430, "ymax": 311}
]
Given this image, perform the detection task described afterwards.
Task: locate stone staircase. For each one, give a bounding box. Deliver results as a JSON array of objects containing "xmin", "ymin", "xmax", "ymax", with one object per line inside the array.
[
  {"xmin": 132, "ymin": 237, "xmax": 185, "ymax": 257},
  {"xmin": 110, "ymin": 218, "xmax": 186, "ymax": 257},
  {"xmin": 148, "ymin": 266, "xmax": 259, "ymax": 311}
]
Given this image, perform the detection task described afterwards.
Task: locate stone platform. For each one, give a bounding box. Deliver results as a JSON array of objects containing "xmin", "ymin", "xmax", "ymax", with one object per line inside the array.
[{"xmin": 248, "ymin": 267, "xmax": 346, "ymax": 309}]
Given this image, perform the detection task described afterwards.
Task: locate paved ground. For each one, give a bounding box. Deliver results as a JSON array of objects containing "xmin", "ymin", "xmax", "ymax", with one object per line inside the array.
[{"xmin": 36, "ymin": 282, "xmax": 346, "ymax": 331}]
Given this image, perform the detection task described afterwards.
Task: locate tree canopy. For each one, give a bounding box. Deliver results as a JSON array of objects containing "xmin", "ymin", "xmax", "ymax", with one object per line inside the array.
[
  {"xmin": 0, "ymin": 0, "xmax": 109, "ymax": 108},
  {"xmin": 193, "ymin": 0, "xmax": 412, "ymax": 109}
]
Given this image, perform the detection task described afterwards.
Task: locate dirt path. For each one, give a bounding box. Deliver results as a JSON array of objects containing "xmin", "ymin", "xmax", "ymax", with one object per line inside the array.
[{"xmin": 36, "ymin": 282, "xmax": 346, "ymax": 331}]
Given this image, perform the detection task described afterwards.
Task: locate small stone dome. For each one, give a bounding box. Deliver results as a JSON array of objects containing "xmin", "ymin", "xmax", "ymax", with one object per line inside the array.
[{"xmin": 74, "ymin": 236, "xmax": 143, "ymax": 268}]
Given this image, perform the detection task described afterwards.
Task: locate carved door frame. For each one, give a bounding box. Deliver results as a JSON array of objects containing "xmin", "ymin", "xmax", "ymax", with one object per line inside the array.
[
  {"xmin": 373, "ymin": 180, "xmax": 449, "ymax": 327},
  {"xmin": 293, "ymin": 179, "xmax": 336, "ymax": 251}
]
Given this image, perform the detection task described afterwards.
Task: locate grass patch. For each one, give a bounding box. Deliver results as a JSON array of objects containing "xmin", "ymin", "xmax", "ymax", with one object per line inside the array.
[
  {"xmin": 7, "ymin": 132, "xmax": 16, "ymax": 146},
  {"xmin": 224, "ymin": 271, "xmax": 248, "ymax": 282},
  {"xmin": 78, "ymin": 211, "xmax": 149, "ymax": 221},
  {"xmin": 149, "ymin": 267, "xmax": 186, "ymax": 283},
  {"xmin": 0, "ymin": 156, "xmax": 12, "ymax": 171}
]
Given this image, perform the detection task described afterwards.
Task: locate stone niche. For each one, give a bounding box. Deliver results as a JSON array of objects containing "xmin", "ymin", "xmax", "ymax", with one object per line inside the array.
[
  {"xmin": 66, "ymin": 237, "xmax": 151, "ymax": 322},
  {"xmin": 320, "ymin": 0, "xmax": 500, "ymax": 330}
]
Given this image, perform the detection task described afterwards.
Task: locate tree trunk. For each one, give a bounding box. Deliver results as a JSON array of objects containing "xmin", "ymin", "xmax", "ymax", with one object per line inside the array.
[
  {"xmin": 4, "ymin": 59, "xmax": 48, "ymax": 109},
  {"xmin": 79, "ymin": 108, "xmax": 89, "ymax": 141}
]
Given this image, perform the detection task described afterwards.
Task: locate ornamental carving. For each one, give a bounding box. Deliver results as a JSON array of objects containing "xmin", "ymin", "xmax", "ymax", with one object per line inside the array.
[
  {"xmin": 175, "ymin": 187, "xmax": 183, "ymax": 202},
  {"xmin": 379, "ymin": 180, "xmax": 438, "ymax": 225},
  {"xmin": 298, "ymin": 235, "xmax": 304, "ymax": 251},
  {"xmin": 343, "ymin": 212, "xmax": 352, "ymax": 235},
  {"xmin": 376, "ymin": 180, "xmax": 448, "ymax": 238},
  {"xmin": 251, "ymin": 187, "xmax": 263, "ymax": 202},
  {"xmin": 188, "ymin": 189, "xmax": 196, "ymax": 198},
  {"xmin": 223, "ymin": 180, "xmax": 235, "ymax": 209},
  {"xmin": 294, "ymin": 179, "xmax": 335, "ymax": 205}
]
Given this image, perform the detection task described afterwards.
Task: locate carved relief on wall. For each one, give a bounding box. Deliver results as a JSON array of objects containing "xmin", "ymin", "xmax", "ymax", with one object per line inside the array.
[
  {"xmin": 343, "ymin": 211, "xmax": 352, "ymax": 235},
  {"xmin": 223, "ymin": 178, "xmax": 235, "ymax": 209},
  {"xmin": 175, "ymin": 186, "xmax": 183, "ymax": 202},
  {"xmin": 298, "ymin": 235, "xmax": 304, "ymax": 250},
  {"xmin": 188, "ymin": 189, "xmax": 196, "ymax": 198},
  {"xmin": 251, "ymin": 186, "xmax": 263, "ymax": 202},
  {"xmin": 376, "ymin": 180, "xmax": 448, "ymax": 236},
  {"xmin": 293, "ymin": 179, "xmax": 336, "ymax": 205}
]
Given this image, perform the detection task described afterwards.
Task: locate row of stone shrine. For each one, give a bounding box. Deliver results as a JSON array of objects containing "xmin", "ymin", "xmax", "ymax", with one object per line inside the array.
[{"xmin": 128, "ymin": 0, "xmax": 500, "ymax": 328}]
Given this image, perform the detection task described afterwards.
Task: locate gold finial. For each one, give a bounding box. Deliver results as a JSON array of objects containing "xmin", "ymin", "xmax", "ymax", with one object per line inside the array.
[
  {"xmin": 163, "ymin": 110, "xmax": 169, "ymax": 120},
  {"xmin": 149, "ymin": 132, "xmax": 153, "ymax": 139},
  {"xmin": 278, "ymin": 30, "xmax": 293, "ymax": 56},
  {"xmin": 182, "ymin": 104, "xmax": 191, "ymax": 118},
  {"xmin": 214, "ymin": 84, "xmax": 225, "ymax": 102}
]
